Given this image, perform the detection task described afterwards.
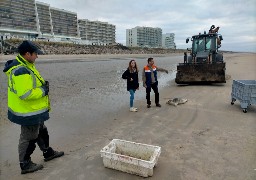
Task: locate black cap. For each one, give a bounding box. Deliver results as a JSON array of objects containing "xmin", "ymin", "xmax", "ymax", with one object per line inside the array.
[{"xmin": 18, "ymin": 40, "xmax": 44, "ymax": 55}]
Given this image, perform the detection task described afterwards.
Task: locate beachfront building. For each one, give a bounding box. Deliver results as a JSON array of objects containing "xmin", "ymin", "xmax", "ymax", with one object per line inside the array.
[
  {"xmin": 78, "ymin": 19, "xmax": 116, "ymax": 45},
  {"xmin": 36, "ymin": 2, "xmax": 52, "ymax": 38},
  {"xmin": 0, "ymin": 0, "xmax": 39, "ymax": 39},
  {"xmin": 0, "ymin": 0, "xmax": 79, "ymax": 41},
  {"xmin": 0, "ymin": 0, "xmax": 115, "ymax": 45},
  {"xmin": 162, "ymin": 33, "xmax": 176, "ymax": 49},
  {"xmin": 126, "ymin": 26, "xmax": 162, "ymax": 48},
  {"xmin": 49, "ymin": 7, "xmax": 79, "ymax": 40}
]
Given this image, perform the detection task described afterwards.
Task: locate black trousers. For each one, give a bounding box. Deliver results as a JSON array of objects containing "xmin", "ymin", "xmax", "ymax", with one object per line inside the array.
[
  {"xmin": 146, "ymin": 82, "xmax": 159, "ymax": 105},
  {"xmin": 19, "ymin": 123, "xmax": 49, "ymax": 163}
]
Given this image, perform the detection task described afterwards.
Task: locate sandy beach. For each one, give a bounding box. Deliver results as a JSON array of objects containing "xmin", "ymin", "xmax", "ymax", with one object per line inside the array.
[{"xmin": 0, "ymin": 52, "xmax": 255, "ymax": 180}]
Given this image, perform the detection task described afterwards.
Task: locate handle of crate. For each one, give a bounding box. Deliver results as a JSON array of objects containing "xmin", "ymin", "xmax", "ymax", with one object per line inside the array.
[{"xmin": 103, "ymin": 142, "xmax": 116, "ymax": 153}]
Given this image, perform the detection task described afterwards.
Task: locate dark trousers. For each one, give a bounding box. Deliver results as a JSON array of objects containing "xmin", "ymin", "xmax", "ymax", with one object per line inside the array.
[
  {"xmin": 19, "ymin": 123, "xmax": 49, "ymax": 163},
  {"xmin": 146, "ymin": 82, "xmax": 159, "ymax": 105}
]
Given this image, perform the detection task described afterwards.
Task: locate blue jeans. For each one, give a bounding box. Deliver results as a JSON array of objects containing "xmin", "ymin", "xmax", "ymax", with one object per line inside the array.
[{"xmin": 129, "ymin": 89, "xmax": 135, "ymax": 107}]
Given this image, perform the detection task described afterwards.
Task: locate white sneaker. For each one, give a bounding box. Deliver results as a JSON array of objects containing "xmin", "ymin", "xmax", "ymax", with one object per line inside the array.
[{"xmin": 130, "ymin": 107, "xmax": 137, "ymax": 112}]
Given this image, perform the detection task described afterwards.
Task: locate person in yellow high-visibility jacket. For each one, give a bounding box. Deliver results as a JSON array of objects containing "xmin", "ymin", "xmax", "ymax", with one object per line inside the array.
[{"xmin": 3, "ymin": 40, "xmax": 64, "ymax": 174}]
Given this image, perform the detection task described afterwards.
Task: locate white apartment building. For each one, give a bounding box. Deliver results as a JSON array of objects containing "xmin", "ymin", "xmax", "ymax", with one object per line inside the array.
[
  {"xmin": 49, "ymin": 7, "xmax": 78, "ymax": 38},
  {"xmin": 162, "ymin": 33, "xmax": 176, "ymax": 49},
  {"xmin": 126, "ymin": 26, "xmax": 162, "ymax": 48},
  {"xmin": 36, "ymin": 2, "xmax": 53, "ymax": 37},
  {"xmin": 78, "ymin": 19, "xmax": 115, "ymax": 45},
  {"xmin": 0, "ymin": 0, "xmax": 39, "ymax": 39},
  {"xmin": 0, "ymin": 0, "xmax": 79, "ymax": 40},
  {"xmin": 36, "ymin": 2, "xmax": 79, "ymax": 40},
  {"xmin": 0, "ymin": 0, "xmax": 116, "ymax": 44}
]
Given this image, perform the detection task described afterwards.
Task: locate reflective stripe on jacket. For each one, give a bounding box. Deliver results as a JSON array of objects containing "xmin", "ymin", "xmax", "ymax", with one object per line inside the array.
[
  {"xmin": 3, "ymin": 54, "xmax": 50, "ymax": 125},
  {"xmin": 144, "ymin": 65, "xmax": 158, "ymax": 88}
]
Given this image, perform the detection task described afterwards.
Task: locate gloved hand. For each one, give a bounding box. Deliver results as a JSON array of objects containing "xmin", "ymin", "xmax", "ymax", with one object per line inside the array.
[
  {"xmin": 45, "ymin": 81, "xmax": 49, "ymax": 90},
  {"xmin": 42, "ymin": 81, "xmax": 49, "ymax": 96},
  {"xmin": 143, "ymin": 83, "xmax": 147, "ymax": 88}
]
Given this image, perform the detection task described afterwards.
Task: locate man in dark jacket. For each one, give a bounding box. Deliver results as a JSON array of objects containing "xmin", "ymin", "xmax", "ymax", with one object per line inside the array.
[{"xmin": 142, "ymin": 57, "xmax": 168, "ymax": 108}]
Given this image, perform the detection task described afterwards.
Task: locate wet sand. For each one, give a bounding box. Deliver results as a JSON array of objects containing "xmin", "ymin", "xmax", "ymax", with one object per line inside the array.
[{"xmin": 0, "ymin": 52, "xmax": 255, "ymax": 180}]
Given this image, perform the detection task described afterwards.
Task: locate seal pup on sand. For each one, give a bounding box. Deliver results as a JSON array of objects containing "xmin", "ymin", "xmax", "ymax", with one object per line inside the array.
[{"xmin": 166, "ymin": 98, "xmax": 188, "ymax": 106}]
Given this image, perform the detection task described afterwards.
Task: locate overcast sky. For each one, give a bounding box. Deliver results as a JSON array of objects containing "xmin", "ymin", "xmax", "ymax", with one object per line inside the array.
[{"xmin": 39, "ymin": 0, "xmax": 256, "ymax": 52}]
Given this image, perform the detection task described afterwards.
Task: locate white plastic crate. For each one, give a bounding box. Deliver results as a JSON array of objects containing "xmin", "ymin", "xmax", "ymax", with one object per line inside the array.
[
  {"xmin": 100, "ymin": 139, "xmax": 161, "ymax": 177},
  {"xmin": 231, "ymin": 80, "xmax": 256, "ymax": 113}
]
